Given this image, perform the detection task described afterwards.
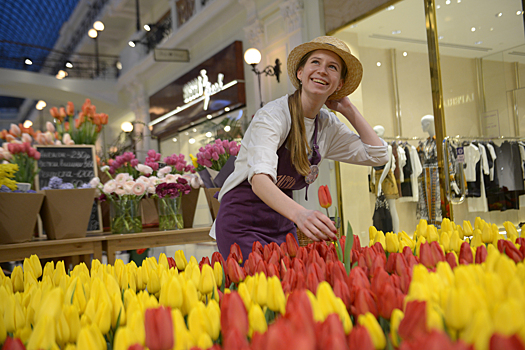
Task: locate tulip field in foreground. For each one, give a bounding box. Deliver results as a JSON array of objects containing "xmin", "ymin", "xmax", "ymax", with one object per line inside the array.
[{"xmin": 1, "ymin": 218, "xmax": 525, "ymax": 350}]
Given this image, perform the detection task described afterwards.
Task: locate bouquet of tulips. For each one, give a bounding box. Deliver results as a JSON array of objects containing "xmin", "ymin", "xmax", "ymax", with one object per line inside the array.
[
  {"xmin": 191, "ymin": 139, "xmax": 240, "ymax": 188},
  {"xmin": 50, "ymin": 98, "xmax": 108, "ymax": 145}
]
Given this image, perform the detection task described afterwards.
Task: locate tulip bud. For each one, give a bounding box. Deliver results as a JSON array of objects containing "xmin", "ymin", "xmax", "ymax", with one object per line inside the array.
[
  {"xmin": 248, "ymin": 303, "xmax": 267, "ymax": 337},
  {"xmin": 11, "ymin": 266, "xmax": 23, "ymax": 293},
  {"xmin": 145, "ymin": 307, "xmax": 174, "ymax": 350},
  {"xmin": 358, "ymin": 312, "xmax": 386, "ymax": 350},
  {"xmin": 160, "ymin": 276, "xmax": 183, "ymax": 309},
  {"xmin": 206, "ymin": 300, "xmax": 221, "ymax": 341},
  {"xmin": 175, "ymin": 250, "xmax": 188, "ymax": 271},
  {"xmin": 27, "ymin": 315, "xmax": 56, "ymax": 350},
  {"xmin": 318, "ymin": 185, "xmax": 332, "ymax": 209},
  {"xmin": 390, "ymin": 309, "xmax": 404, "ymax": 347},
  {"xmin": 183, "ymin": 280, "xmax": 199, "ymax": 315},
  {"xmin": 113, "ymin": 326, "xmax": 136, "ymax": 350},
  {"xmin": 0, "ymin": 308, "xmax": 6, "ymax": 345},
  {"xmin": 221, "ymin": 291, "xmax": 249, "ymax": 336},
  {"xmin": 445, "ymin": 287, "xmax": 473, "ymax": 330},
  {"xmin": 199, "ymin": 264, "xmax": 216, "ymax": 295},
  {"xmin": 385, "ymin": 232, "xmax": 400, "ymax": 253},
  {"xmin": 213, "ymin": 261, "xmax": 223, "ymax": 288},
  {"xmin": 267, "ymin": 276, "xmax": 286, "ymax": 315}
]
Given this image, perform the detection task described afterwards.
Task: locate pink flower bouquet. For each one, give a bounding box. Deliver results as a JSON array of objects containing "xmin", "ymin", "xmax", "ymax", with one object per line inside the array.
[{"xmin": 192, "ymin": 139, "xmax": 240, "ymax": 188}]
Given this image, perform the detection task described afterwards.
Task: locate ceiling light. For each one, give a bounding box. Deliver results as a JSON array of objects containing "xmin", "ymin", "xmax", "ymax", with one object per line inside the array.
[
  {"xmin": 116, "ymin": 61, "xmax": 122, "ymax": 70},
  {"xmin": 207, "ymin": 114, "xmax": 213, "ymax": 119},
  {"xmin": 490, "ymin": 28, "xmax": 494, "ymax": 31},
  {"xmin": 184, "ymin": 132, "xmax": 189, "ymax": 136},
  {"xmin": 517, "ymin": 11, "xmax": 523, "ymax": 15},
  {"xmin": 224, "ymin": 107, "xmax": 230, "ymax": 112},
  {"xmin": 350, "ymin": 25, "xmax": 357, "ymax": 28},
  {"xmin": 436, "ymin": 5, "xmax": 441, "ymax": 9},
  {"xmin": 205, "ymin": 132, "xmax": 212, "ymax": 138},
  {"xmin": 376, "ymin": 62, "xmax": 382, "ymax": 67},
  {"xmin": 65, "ymin": 61, "xmax": 73, "ymax": 68},
  {"xmin": 402, "ymin": 52, "xmax": 408, "ymax": 57},
  {"xmin": 244, "ymin": 48, "xmax": 262, "ymax": 65},
  {"xmin": 224, "ymin": 126, "xmax": 231, "ymax": 132},
  {"xmin": 128, "ymin": 41, "xmax": 136, "ymax": 48},
  {"xmin": 392, "ymin": 30, "xmax": 401, "ymax": 35},
  {"xmin": 438, "ymin": 36, "xmax": 444, "ymax": 40},
  {"xmin": 121, "ymin": 121, "xmax": 134, "ymax": 132},
  {"xmin": 93, "ymin": 21, "xmax": 104, "ymax": 31},
  {"xmin": 189, "ymin": 138, "xmax": 196, "ymax": 144},
  {"xmin": 88, "ymin": 29, "xmax": 98, "ymax": 38},
  {"xmin": 387, "ymin": 5, "xmax": 395, "ymax": 11},
  {"xmin": 56, "ymin": 70, "xmax": 67, "ymax": 79},
  {"xmin": 471, "ymin": 27, "xmax": 476, "ymax": 32},
  {"xmin": 496, "ymin": 12, "xmax": 503, "ymax": 17},
  {"xmin": 35, "ymin": 100, "xmax": 46, "ymax": 110},
  {"xmin": 24, "ymin": 58, "xmax": 32, "ymax": 65},
  {"xmin": 172, "ymin": 138, "xmax": 177, "ymax": 142},
  {"xmin": 457, "ymin": 0, "xmax": 461, "ymax": 3},
  {"xmin": 445, "ymin": 0, "xmax": 450, "ymax": 4},
  {"xmin": 144, "ymin": 24, "xmax": 151, "ymax": 31},
  {"xmin": 475, "ymin": 41, "xmax": 483, "ymax": 45},
  {"xmin": 23, "ymin": 120, "xmax": 33, "ymax": 128},
  {"xmin": 192, "ymin": 128, "xmax": 197, "ymax": 132}
]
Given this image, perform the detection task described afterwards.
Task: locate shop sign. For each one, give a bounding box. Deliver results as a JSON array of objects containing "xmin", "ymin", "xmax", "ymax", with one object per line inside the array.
[{"xmin": 183, "ymin": 70, "xmax": 225, "ymax": 108}]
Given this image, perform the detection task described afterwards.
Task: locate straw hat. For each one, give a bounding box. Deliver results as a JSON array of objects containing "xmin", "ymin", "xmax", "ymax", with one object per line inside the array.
[{"xmin": 287, "ymin": 36, "xmax": 363, "ymax": 100}]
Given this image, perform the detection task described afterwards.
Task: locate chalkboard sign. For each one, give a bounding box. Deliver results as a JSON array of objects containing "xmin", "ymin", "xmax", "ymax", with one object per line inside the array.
[{"xmin": 35, "ymin": 145, "xmax": 103, "ymax": 233}]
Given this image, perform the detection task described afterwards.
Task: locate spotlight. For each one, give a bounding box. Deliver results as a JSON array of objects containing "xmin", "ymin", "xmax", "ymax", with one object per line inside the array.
[
  {"xmin": 144, "ymin": 24, "xmax": 151, "ymax": 31},
  {"xmin": 128, "ymin": 41, "xmax": 136, "ymax": 48},
  {"xmin": 88, "ymin": 29, "xmax": 98, "ymax": 38},
  {"xmin": 93, "ymin": 21, "xmax": 105, "ymax": 31},
  {"xmin": 23, "ymin": 120, "xmax": 33, "ymax": 128},
  {"xmin": 121, "ymin": 121, "xmax": 134, "ymax": 132},
  {"xmin": 65, "ymin": 61, "xmax": 73, "ymax": 68},
  {"xmin": 24, "ymin": 58, "xmax": 32, "ymax": 65}
]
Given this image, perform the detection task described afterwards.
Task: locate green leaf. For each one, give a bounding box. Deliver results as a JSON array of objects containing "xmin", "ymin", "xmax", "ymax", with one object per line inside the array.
[
  {"xmin": 221, "ymin": 265, "xmax": 226, "ymax": 293},
  {"xmin": 335, "ymin": 236, "xmax": 343, "ymax": 263},
  {"xmin": 344, "ymin": 221, "xmax": 354, "ymax": 274},
  {"xmin": 70, "ymin": 283, "xmax": 77, "ymax": 304}
]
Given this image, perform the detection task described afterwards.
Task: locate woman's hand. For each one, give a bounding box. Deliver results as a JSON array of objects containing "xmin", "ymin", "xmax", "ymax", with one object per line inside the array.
[
  {"xmin": 294, "ymin": 208, "xmax": 338, "ymax": 242},
  {"xmin": 325, "ymin": 96, "xmax": 354, "ymax": 115}
]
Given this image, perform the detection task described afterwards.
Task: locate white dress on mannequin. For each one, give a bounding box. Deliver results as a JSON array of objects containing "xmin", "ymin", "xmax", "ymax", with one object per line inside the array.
[{"xmin": 372, "ymin": 125, "xmax": 399, "ymax": 233}]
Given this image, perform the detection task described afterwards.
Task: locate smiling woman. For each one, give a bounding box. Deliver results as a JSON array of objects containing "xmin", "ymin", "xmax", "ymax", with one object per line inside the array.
[{"xmin": 211, "ymin": 36, "xmax": 390, "ymax": 263}]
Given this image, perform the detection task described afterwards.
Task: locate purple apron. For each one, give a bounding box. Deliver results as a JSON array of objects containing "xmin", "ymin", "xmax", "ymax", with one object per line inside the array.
[{"xmin": 215, "ymin": 117, "xmax": 322, "ymax": 262}]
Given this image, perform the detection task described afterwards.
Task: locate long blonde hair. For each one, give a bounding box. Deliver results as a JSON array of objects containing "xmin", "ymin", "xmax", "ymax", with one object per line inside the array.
[{"xmin": 287, "ymin": 51, "xmax": 348, "ymax": 176}]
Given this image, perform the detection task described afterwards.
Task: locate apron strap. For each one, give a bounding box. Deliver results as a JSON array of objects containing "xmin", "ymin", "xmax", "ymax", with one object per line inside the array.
[{"xmin": 305, "ymin": 116, "xmax": 321, "ymax": 201}]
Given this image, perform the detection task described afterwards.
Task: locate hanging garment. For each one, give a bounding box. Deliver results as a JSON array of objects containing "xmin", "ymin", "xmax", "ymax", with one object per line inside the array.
[
  {"xmin": 400, "ymin": 145, "xmax": 413, "ymax": 197},
  {"xmin": 372, "ymin": 193, "xmax": 393, "ymax": 233},
  {"xmin": 391, "ymin": 142, "xmax": 403, "ymax": 197},
  {"xmin": 417, "ymin": 137, "xmax": 442, "ymax": 225},
  {"xmin": 467, "ymin": 142, "xmax": 489, "ymax": 213}
]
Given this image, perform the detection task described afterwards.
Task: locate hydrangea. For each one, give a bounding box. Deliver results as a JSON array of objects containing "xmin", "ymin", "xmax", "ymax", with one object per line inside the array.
[
  {"xmin": 80, "ymin": 183, "xmax": 92, "ymax": 189},
  {"xmin": 48, "ymin": 176, "xmax": 63, "ymax": 189},
  {"xmin": 59, "ymin": 183, "xmax": 75, "ymax": 189},
  {"xmin": 0, "ymin": 185, "xmax": 11, "ymax": 192}
]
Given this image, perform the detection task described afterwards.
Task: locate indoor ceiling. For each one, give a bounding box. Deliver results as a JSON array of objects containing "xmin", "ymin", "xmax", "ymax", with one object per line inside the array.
[{"xmin": 340, "ymin": 0, "xmax": 525, "ymax": 63}]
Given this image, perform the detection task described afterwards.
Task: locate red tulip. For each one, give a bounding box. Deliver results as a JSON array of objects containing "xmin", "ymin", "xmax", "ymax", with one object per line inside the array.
[
  {"xmin": 458, "ymin": 241, "xmax": 473, "ymax": 265},
  {"xmin": 371, "ymin": 267, "xmax": 392, "ymax": 296},
  {"xmin": 199, "ymin": 256, "xmax": 211, "ymax": 270},
  {"xmin": 430, "ymin": 241, "xmax": 445, "ymax": 264},
  {"xmin": 211, "ymin": 251, "xmax": 225, "ymax": 268},
  {"xmin": 399, "ymin": 330, "xmax": 472, "ymax": 350},
  {"xmin": 352, "ymin": 287, "xmax": 378, "ymax": 318},
  {"xmin": 1, "ymin": 337, "xmax": 26, "ymax": 350},
  {"xmin": 128, "ymin": 345, "xmax": 145, "ymax": 350},
  {"xmin": 226, "ymin": 257, "xmax": 245, "ymax": 284},
  {"xmin": 268, "ymin": 250, "xmax": 280, "ymax": 266},
  {"xmin": 316, "ymin": 314, "xmax": 349, "ymax": 350},
  {"xmin": 252, "ymin": 240, "xmax": 264, "ymax": 255},
  {"xmin": 286, "ymin": 232, "xmax": 299, "ymax": 258},
  {"xmin": 221, "ymin": 291, "xmax": 249, "ymax": 336},
  {"xmin": 306, "ymin": 270, "xmax": 321, "ymax": 294},
  {"xmin": 348, "ymin": 326, "xmax": 375, "ymax": 350},
  {"xmin": 66, "ymin": 101, "xmax": 75, "ymax": 116},
  {"xmin": 499, "ymin": 240, "xmax": 524, "ymax": 263},
  {"xmin": 167, "ymin": 257, "xmax": 176, "ymax": 269},
  {"xmin": 489, "ymin": 333, "xmax": 525, "ymax": 350},
  {"xmin": 377, "ymin": 283, "xmax": 404, "ymax": 319},
  {"xmin": 255, "ymin": 259, "xmax": 268, "ymax": 276},
  {"xmin": 398, "ymin": 300, "xmax": 428, "ymax": 342},
  {"xmin": 318, "ymin": 185, "xmax": 332, "ymax": 209},
  {"xmin": 266, "ymin": 317, "xmax": 315, "ymax": 350},
  {"xmin": 285, "ymin": 290, "xmax": 315, "ymax": 333},
  {"xmin": 475, "ymin": 245, "xmax": 488, "ymax": 264},
  {"xmin": 266, "ymin": 262, "xmax": 280, "ymax": 279},
  {"xmin": 229, "ymin": 243, "xmax": 243, "ymax": 264},
  {"xmin": 419, "ymin": 242, "xmax": 435, "ymax": 268},
  {"xmin": 333, "ymin": 278, "xmax": 351, "ymax": 309},
  {"xmin": 144, "ymin": 307, "xmax": 174, "ymax": 350},
  {"xmin": 223, "ymin": 327, "xmax": 250, "ymax": 350},
  {"xmin": 446, "ymin": 252, "xmax": 458, "ymax": 269}
]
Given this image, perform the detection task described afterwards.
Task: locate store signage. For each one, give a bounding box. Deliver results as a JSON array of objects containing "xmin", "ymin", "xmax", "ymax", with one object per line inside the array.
[
  {"xmin": 148, "ymin": 41, "xmax": 246, "ymax": 137},
  {"xmin": 154, "ymin": 48, "xmax": 190, "ymax": 62},
  {"xmin": 444, "ymin": 93, "xmax": 475, "ymax": 107}
]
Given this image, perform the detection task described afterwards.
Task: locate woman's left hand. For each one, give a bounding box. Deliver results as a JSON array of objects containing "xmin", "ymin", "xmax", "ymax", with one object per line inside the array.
[{"xmin": 325, "ymin": 96, "xmax": 353, "ymax": 115}]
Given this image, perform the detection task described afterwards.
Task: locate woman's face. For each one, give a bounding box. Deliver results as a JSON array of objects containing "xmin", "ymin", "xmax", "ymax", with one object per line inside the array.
[{"xmin": 296, "ymin": 49, "xmax": 344, "ymax": 99}]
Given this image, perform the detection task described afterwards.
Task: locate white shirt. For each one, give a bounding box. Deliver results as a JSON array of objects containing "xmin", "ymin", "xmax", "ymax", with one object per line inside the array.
[{"xmin": 210, "ymin": 95, "xmax": 389, "ymax": 238}]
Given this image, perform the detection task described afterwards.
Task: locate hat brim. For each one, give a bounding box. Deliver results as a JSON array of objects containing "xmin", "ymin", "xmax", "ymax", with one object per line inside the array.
[{"xmin": 287, "ymin": 42, "xmax": 363, "ymax": 100}]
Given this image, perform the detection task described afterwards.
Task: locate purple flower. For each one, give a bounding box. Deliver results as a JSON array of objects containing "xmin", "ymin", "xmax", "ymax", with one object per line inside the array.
[
  {"xmin": 49, "ymin": 176, "xmax": 63, "ymax": 189},
  {"xmin": 59, "ymin": 183, "xmax": 75, "ymax": 189}
]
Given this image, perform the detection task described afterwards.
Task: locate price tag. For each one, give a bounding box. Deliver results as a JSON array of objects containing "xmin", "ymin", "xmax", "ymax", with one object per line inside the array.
[{"xmin": 456, "ymin": 146, "xmax": 465, "ymax": 163}]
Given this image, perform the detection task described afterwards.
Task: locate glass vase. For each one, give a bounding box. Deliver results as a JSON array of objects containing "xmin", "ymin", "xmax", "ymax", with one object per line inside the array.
[
  {"xmin": 110, "ymin": 196, "xmax": 143, "ymax": 234},
  {"xmin": 157, "ymin": 196, "xmax": 183, "ymax": 230}
]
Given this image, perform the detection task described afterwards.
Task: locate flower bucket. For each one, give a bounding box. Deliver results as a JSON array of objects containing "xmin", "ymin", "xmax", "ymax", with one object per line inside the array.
[
  {"xmin": 157, "ymin": 196, "xmax": 183, "ymax": 230},
  {"xmin": 203, "ymin": 188, "xmax": 221, "ymax": 221},
  {"xmin": 141, "ymin": 197, "xmax": 159, "ymax": 226},
  {"xmin": 181, "ymin": 188, "xmax": 199, "ymax": 228},
  {"xmin": 110, "ymin": 197, "xmax": 143, "ymax": 234},
  {"xmin": 40, "ymin": 188, "xmax": 96, "ymax": 240},
  {"xmin": 0, "ymin": 192, "xmax": 44, "ymax": 244}
]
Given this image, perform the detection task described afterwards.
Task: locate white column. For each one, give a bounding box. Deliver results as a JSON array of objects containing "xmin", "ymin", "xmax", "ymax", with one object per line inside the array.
[{"xmin": 126, "ymin": 80, "xmax": 151, "ymax": 161}]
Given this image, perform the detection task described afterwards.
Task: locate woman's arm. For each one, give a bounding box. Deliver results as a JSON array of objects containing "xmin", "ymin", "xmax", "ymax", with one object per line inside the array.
[
  {"xmin": 325, "ymin": 97, "xmax": 383, "ymax": 146},
  {"xmin": 251, "ymin": 174, "xmax": 337, "ymax": 241}
]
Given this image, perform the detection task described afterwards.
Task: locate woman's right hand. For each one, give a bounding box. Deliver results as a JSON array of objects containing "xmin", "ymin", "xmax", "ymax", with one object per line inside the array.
[{"xmin": 295, "ymin": 209, "xmax": 338, "ymax": 241}]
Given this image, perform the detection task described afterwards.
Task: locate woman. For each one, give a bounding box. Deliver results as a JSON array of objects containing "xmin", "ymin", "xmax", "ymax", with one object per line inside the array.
[{"xmin": 211, "ymin": 36, "xmax": 389, "ymax": 262}]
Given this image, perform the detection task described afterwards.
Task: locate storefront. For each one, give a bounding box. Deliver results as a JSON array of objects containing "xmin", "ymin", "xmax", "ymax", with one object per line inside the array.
[{"xmin": 325, "ymin": 0, "xmax": 525, "ymax": 240}]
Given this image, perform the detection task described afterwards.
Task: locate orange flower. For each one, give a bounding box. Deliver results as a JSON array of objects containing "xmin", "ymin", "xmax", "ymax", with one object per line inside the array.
[
  {"xmin": 0, "ymin": 130, "xmax": 7, "ymax": 140},
  {"xmin": 66, "ymin": 101, "xmax": 75, "ymax": 116},
  {"xmin": 100, "ymin": 113, "xmax": 109, "ymax": 125},
  {"xmin": 318, "ymin": 185, "xmax": 332, "ymax": 209},
  {"xmin": 49, "ymin": 107, "xmax": 59, "ymax": 119},
  {"xmin": 64, "ymin": 121, "xmax": 70, "ymax": 132}
]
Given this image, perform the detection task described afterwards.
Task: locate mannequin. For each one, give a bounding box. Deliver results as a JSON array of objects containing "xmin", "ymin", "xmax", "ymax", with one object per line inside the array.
[
  {"xmin": 417, "ymin": 115, "xmax": 442, "ymax": 224},
  {"xmin": 372, "ymin": 125, "xmax": 399, "ymax": 233}
]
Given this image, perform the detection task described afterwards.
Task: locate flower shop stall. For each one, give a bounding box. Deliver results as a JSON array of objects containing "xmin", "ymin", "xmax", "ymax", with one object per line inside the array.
[{"xmin": 1, "ymin": 217, "xmax": 525, "ymax": 350}]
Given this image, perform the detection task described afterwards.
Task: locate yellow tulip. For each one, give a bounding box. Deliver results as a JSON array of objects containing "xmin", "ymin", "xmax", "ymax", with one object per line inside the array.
[
  {"xmin": 449, "ymin": 231, "xmax": 462, "ymax": 254},
  {"xmin": 399, "ymin": 231, "xmax": 415, "ymax": 250},
  {"xmin": 255, "ymin": 273, "xmax": 268, "ymax": 307},
  {"xmin": 113, "ymin": 327, "xmax": 136, "ymax": 350},
  {"xmin": 385, "ymin": 232, "xmax": 400, "ymax": 253},
  {"xmin": 335, "ymin": 298, "xmax": 353, "ymax": 334},
  {"xmin": 183, "ymin": 280, "xmax": 199, "ymax": 315},
  {"xmin": 390, "ymin": 309, "xmax": 404, "ymax": 347},
  {"xmin": 0, "ymin": 307, "xmax": 6, "ymax": 344},
  {"xmin": 426, "ymin": 303, "xmax": 444, "ymax": 332},
  {"xmin": 29, "ymin": 254, "xmax": 43, "ymax": 278},
  {"xmin": 461, "ymin": 308, "xmax": 493, "ymax": 350},
  {"xmin": 470, "ymin": 229, "xmax": 483, "ymax": 248},
  {"xmin": 199, "ymin": 264, "xmax": 216, "ymax": 295},
  {"xmin": 27, "ymin": 315, "xmax": 56, "ymax": 350},
  {"xmin": 440, "ymin": 231, "xmax": 451, "ymax": 252},
  {"xmin": 135, "ymin": 266, "xmax": 147, "ymax": 291},
  {"xmin": 110, "ymin": 292, "xmax": 126, "ymax": 328},
  {"xmin": 196, "ymin": 333, "xmax": 213, "ymax": 350},
  {"xmin": 495, "ymin": 254, "xmax": 517, "ymax": 288},
  {"xmin": 316, "ymin": 281, "xmax": 339, "ymax": 318},
  {"xmin": 94, "ymin": 299, "xmax": 111, "ymax": 335},
  {"xmin": 11, "ymin": 266, "xmax": 23, "ymax": 293},
  {"xmin": 213, "ymin": 262, "xmax": 223, "ymax": 288},
  {"xmin": 63, "ymin": 304, "xmax": 80, "ymax": 344},
  {"xmin": 463, "ymin": 220, "xmax": 473, "ymax": 237},
  {"xmin": 358, "ymin": 312, "xmax": 386, "ymax": 350},
  {"xmin": 175, "ymin": 250, "xmax": 188, "ymax": 271},
  {"xmin": 444, "ymin": 287, "xmax": 472, "ymax": 330},
  {"xmin": 14, "ymin": 326, "xmax": 32, "ymax": 345},
  {"xmin": 306, "ymin": 290, "xmax": 324, "ymax": 322},
  {"xmin": 77, "ymin": 324, "xmax": 107, "ymax": 350},
  {"xmin": 53, "ymin": 261, "xmax": 66, "ymax": 286},
  {"xmin": 415, "ymin": 236, "xmax": 426, "ymax": 257},
  {"xmin": 493, "ymin": 298, "xmax": 525, "ymax": 336},
  {"xmin": 238, "ymin": 282, "xmax": 252, "ymax": 311},
  {"xmin": 4, "ymin": 294, "xmax": 26, "ymax": 333},
  {"xmin": 248, "ymin": 303, "xmax": 267, "ymax": 337},
  {"xmin": 147, "ymin": 269, "xmax": 161, "ymax": 295},
  {"xmin": 159, "ymin": 253, "xmax": 169, "ymax": 270},
  {"xmin": 267, "ymin": 276, "xmax": 285, "ymax": 315},
  {"xmin": 188, "ymin": 303, "xmax": 211, "ymax": 342},
  {"xmin": 428, "ymin": 225, "xmax": 439, "ymax": 242},
  {"xmin": 417, "ymin": 219, "xmax": 428, "ymax": 239},
  {"xmin": 369, "ymin": 226, "xmax": 377, "ymax": 244},
  {"xmin": 127, "ymin": 311, "xmax": 145, "ymax": 346},
  {"xmin": 56, "ymin": 312, "xmax": 71, "ymax": 346},
  {"xmin": 65, "ymin": 277, "xmax": 87, "ymax": 315},
  {"xmin": 23, "ymin": 260, "xmax": 37, "ymax": 288},
  {"xmin": 374, "ymin": 230, "xmax": 386, "ymax": 249},
  {"xmin": 481, "ymin": 225, "xmax": 493, "ymax": 244},
  {"xmin": 206, "ymin": 300, "xmax": 221, "ymax": 340},
  {"xmin": 160, "ymin": 275, "xmax": 183, "ymax": 309}
]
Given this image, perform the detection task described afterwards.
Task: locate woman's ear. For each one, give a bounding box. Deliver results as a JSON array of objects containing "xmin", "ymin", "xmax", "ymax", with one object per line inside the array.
[
  {"xmin": 296, "ymin": 67, "xmax": 303, "ymax": 83},
  {"xmin": 336, "ymin": 78, "xmax": 344, "ymax": 91}
]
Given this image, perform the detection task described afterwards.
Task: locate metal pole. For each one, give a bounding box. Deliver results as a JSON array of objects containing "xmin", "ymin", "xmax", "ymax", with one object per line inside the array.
[
  {"xmin": 95, "ymin": 37, "xmax": 100, "ymax": 77},
  {"xmin": 390, "ymin": 48, "xmax": 402, "ymax": 137},
  {"xmin": 257, "ymin": 72, "xmax": 263, "ymax": 108},
  {"xmin": 424, "ymin": 0, "xmax": 452, "ymax": 221},
  {"xmin": 136, "ymin": 0, "xmax": 141, "ymax": 32}
]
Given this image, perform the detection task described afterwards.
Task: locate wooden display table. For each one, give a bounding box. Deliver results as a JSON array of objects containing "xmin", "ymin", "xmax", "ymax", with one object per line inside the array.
[
  {"xmin": 102, "ymin": 227, "xmax": 213, "ymax": 265},
  {"xmin": 0, "ymin": 236, "xmax": 104, "ymax": 268}
]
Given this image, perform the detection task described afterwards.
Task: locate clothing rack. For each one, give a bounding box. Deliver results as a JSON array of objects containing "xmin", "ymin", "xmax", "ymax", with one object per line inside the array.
[
  {"xmin": 446, "ymin": 135, "xmax": 525, "ymax": 141},
  {"xmin": 382, "ymin": 136, "xmax": 427, "ymax": 141}
]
